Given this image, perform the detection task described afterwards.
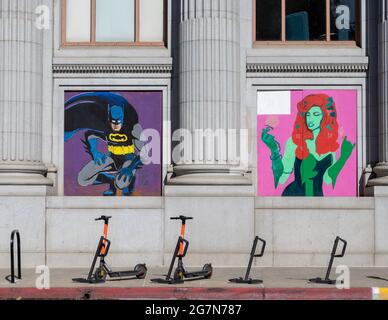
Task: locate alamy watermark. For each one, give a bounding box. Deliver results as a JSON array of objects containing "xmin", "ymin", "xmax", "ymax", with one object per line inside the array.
[
  {"xmin": 335, "ymin": 5, "xmax": 351, "ymax": 31},
  {"xmin": 335, "ymin": 265, "xmax": 350, "ymax": 289},
  {"xmin": 35, "ymin": 265, "xmax": 50, "ymax": 290},
  {"xmin": 35, "ymin": 5, "xmax": 50, "ymax": 30},
  {"xmin": 137, "ymin": 126, "xmax": 249, "ymax": 170}
]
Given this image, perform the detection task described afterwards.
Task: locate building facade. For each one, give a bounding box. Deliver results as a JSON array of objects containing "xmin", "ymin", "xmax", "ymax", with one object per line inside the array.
[{"xmin": 0, "ymin": 0, "xmax": 387, "ymax": 268}]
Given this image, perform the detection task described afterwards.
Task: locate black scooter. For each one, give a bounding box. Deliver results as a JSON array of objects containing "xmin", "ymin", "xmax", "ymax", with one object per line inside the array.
[
  {"xmin": 73, "ymin": 215, "xmax": 147, "ymax": 283},
  {"xmin": 151, "ymin": 215, "xmax": 213, "ymax": 284}
]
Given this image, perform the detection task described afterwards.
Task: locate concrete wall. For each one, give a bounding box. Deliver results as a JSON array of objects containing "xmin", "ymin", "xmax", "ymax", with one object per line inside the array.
[
  {"xmin": 1, "ymin": 193, "xmax": 382, "ymax": 269},
  {"xmin": 0, "ymin": 197, "xmax": 46, "ymax": 268},
  {"xmin": 255, "ymin": 197, "xmax": 375, "ymax": 267},
  {"xmin": 366, "ymin": 186, "xmax": 388, "ymax": 266},
  {"xmin": 45, "ymin": 197, "xmax": 164, "ymax": 268}
]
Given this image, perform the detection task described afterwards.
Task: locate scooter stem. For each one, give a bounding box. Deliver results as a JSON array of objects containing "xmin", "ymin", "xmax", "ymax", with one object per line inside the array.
[
  {"xmin": 179, "ymin": 224, "xmax": 186, "ymax": 255},
  {"xmin": 95, "ymin": 215, "xmax": 111, "ymax": 255},
  {"xmin": 170, "ymin": 215, "xmax": 192, "ymax": 256}
]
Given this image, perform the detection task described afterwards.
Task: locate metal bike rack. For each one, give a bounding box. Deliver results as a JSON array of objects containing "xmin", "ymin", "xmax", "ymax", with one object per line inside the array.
[
  {"xmin": 6, "ymin": 230, "xmax": 22, "ymax": 284},
  {"xmin": 309, "ymin": 236, "xmax": 347, "ymax": 285},
  {"xmin": 229, "ymin": 236, "xmax": 266, "ymax": 284}
]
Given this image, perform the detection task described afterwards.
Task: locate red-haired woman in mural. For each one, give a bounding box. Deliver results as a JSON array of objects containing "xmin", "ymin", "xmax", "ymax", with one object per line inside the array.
[{"xmin": 261, "ymin": 94, "xmax": 355, "ymax": 197}]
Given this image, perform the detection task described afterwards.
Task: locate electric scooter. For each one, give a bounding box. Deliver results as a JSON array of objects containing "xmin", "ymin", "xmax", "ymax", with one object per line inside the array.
[
  {"xmin": 73, "ymin": 215, "xmax": 147, "ymax": 283},
  {"xmin": 151, "ymin": 215, "xmax": 213, "ymax": 284}
]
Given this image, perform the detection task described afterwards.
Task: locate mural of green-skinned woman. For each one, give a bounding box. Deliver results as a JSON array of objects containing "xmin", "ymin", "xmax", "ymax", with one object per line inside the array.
[{"xmin": 261, "ymin": 94, "xmax": 355, "ymax": 197}]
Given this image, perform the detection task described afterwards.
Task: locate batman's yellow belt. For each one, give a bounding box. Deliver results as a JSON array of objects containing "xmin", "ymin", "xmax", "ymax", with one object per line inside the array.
[{"xmin": 108, "ymin": 144, "xmax": 135, "ymax": 155}]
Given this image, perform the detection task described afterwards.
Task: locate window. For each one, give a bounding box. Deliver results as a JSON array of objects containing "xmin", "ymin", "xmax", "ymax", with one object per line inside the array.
[
  {"xmin": 254, "ymin": 0, "xmax": 360, "ymax": 44},
  {"xmin": 62, "ymin": 0, "xmax": 166, "ymax": 46}
]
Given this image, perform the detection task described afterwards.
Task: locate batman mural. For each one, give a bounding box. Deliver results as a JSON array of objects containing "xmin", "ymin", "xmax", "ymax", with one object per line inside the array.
[{"xmin": 64, "ymin": 91, "xmax": 157, "ymax": 196}]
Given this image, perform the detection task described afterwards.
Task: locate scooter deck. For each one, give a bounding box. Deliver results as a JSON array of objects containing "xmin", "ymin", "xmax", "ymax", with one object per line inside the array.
[
  {"xmin": 150, "ymin": 278, "xmax": 185, "ymax": 284},
  {"xmin": 109, "ymin": 271, "xmax": 142, "ymax": 278},
  {"xmin": 150, "ymin": 269, "xmax": 211, "ymax": 284},
  {"xmin": 183, "ymin": 271, "xmax": 212, "ymax": 278},
  {"xmin": 72, "ymin": 277, "xmax": 105, "ymax": 284}
]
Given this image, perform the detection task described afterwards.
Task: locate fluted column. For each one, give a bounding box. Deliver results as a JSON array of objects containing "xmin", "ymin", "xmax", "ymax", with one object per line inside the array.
[
  {"xmin": 370, "ymin": 0, "xmax": 388, "ymax": 186},
  {"xmin": 171, "ymin": 0, "xmax": 248, "ymax": 185},
  {"xmin": 0, "ymin": 0, "xmax": 51, "ymax": 185},
  {"xmin": 379, "ymin": 1, "xmax": 388, "ymax": 158}
]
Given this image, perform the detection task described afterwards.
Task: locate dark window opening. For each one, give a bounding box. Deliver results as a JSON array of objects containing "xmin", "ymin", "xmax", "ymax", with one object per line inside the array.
[{"xmin": 256, "ymin": 0, "xmax": 282, "ymax": 41}]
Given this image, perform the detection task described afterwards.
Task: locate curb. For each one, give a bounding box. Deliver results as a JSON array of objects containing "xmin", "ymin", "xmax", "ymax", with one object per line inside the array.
[{"xmin": 0, "ymin": 287, "xmax": 383, "ymax": 300}]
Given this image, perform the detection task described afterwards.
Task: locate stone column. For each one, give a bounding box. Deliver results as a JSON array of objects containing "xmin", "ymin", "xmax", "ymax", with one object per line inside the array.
[
  {"xmin": 0, "ymin": 0, "xmax": 51, "ymax": 186},
  {"xmin": 369, "ymin": 0, "xmax": 388, "ymax": 186},
  {"xmin": 170, "ymin": 0, "xmax": 249, "ymax": 185}
]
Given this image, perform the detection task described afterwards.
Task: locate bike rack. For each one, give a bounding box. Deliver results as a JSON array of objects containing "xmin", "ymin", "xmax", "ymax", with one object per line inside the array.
[
  {"xmin": 309, "ymin": 236, "xmax": 347, "ymax": 285},
  {"xmin": 6, "ymin": 230, "xmax": 22, "ymax": 284},
  {"xmin": 229, "ymin": 236, "xmax": 266, "ymax": 284}
]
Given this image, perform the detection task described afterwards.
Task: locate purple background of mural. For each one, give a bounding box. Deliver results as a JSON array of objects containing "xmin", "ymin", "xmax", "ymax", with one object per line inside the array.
[
  {"xmin": 64, "ymin": 91, "xmax": 163, "ymax": 196},
  {"xmin": 257, "ymin": 90, "xmax": 357, "ymax": 197}
]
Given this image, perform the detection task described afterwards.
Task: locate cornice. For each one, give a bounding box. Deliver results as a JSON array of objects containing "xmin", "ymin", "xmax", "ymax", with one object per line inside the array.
[
  {"xmin": 53, "ymin": 64, "xmax": 173, "ymax": 74},
  {"xmin": 246, "ymin": 63, "xmax": 369, "ymax": 73}
]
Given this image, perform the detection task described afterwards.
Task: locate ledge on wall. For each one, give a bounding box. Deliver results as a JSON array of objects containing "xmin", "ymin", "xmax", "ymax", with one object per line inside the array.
[
  {"xmin": 166, "ymin": 164, "xmax": 253, "ymax": 196},
  {"xmin": 0, "ymin": 163, "xmax": 53, "ymax": 194},
  {"xmin": 255, "ymin": 196, "xmax": 375, "ymax": 209},
  {"xmin": 46, "ymin": 196, "xmax": 164, "ymax": 209},
  {"xmin": 366, "ymin": 163, "xmax": 388, "ymax": 192},
  {"xmin": 365, "ymin": 186, "xmax": 388, "ymax": 197}
]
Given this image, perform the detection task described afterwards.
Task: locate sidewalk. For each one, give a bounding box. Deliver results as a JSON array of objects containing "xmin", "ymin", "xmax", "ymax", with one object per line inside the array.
[{"xmin": 1, "ymin": 267, "xmax": 388, "ymax": 300}]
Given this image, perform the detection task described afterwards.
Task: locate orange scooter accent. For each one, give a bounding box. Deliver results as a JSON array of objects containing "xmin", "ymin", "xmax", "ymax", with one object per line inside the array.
[
  {"xmin": 101, "ymin": 222, "xmax": 109, "ymax": 256},
  {"xmin": 179, "ymin": 223, "xmax": 186, "ymax": 256},
  {"xmin": 151, "ymin": 215, "xmax": 213, "ymax": 284},
  {"xmin": 73, "ymin": 215, "xmax": 147, "ymax": 284}
]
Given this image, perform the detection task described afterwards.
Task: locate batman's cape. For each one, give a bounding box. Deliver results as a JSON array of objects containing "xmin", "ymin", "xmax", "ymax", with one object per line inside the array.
[{"xmin": 64, "ymin": 92, "xmax": 139, "ymax": 142}]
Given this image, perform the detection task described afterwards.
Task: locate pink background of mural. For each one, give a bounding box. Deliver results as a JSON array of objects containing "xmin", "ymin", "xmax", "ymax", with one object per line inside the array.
[{"xmin": 257, "ymin": 90, "xmax": 357, "ymax": 197}]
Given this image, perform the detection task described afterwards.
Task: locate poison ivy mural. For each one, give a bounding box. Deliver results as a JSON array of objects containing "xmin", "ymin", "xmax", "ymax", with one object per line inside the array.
[{"xmin": 257, "ymin": 90, "xmax": 357, "ymax": 197}]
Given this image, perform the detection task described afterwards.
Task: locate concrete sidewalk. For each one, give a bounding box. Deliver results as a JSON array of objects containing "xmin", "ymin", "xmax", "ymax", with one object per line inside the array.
[{"xmin": 1, "ymin": 267, "xmax": 388, "ymax": 300}]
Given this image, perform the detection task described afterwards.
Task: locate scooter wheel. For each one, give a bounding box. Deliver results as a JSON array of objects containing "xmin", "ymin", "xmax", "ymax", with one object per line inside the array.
[
  {"xmin": 203, "ymin": 264, "xmax": 213, "ymax": 279},
  {"xmin": 94, "ymin": 267, "xmax": 107, "ymax": 282},
  {"xmin": 173, "ymin": 269, "xmax": 184, "ymax": 282},
  {"xmin": 134, "ymin": 264, "xmax": 147, "ymax": 279}
]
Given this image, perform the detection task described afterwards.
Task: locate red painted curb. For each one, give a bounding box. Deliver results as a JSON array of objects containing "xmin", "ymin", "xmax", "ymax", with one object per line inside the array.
[
  {"xmin": 0, "ymin": 287, "xmax": 373, "ymax": 300},
  {"xmin": 263, "ymin": 288, "xmax": 373, "ymax": 300}
]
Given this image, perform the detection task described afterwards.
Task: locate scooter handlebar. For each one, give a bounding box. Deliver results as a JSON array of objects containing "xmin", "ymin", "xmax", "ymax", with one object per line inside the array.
[
  {"xmin": 95, "ymin": 216, "xmax": 112, "ymax": 223},
  {"xmin": 170, "ymin": 215, "xmax": 193, "ymax": 221}
]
